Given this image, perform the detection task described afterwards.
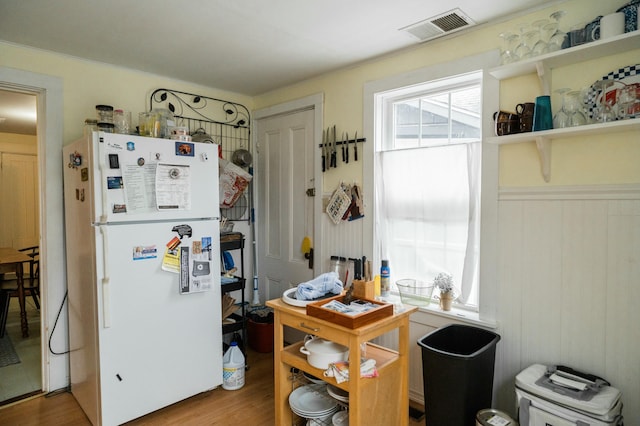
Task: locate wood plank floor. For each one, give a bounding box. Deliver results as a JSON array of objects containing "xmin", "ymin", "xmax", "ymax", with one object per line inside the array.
[{"xmin": 0, "ymin": 347, "xmax": 424, "ymax": 425}]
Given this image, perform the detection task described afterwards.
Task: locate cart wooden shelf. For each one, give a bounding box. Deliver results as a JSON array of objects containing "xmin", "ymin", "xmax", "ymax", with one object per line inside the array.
[{"xmin": 266, "ymin": 297, "xmax": 417, "ymax": 425}]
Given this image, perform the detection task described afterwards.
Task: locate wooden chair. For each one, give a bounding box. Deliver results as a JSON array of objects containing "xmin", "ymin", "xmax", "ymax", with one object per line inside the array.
[{"xmin": 0, "ymin": 246, "xmax": 40, "ymax": 338}]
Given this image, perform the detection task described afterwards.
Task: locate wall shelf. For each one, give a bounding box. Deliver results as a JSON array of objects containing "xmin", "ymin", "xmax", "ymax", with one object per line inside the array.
[
  {"xmin": 488, "ymin": 31, "xmax": 640, "ymax": 182},
  {"xmin": 487, "ymin": 119, "xmax": 640, "ymax": 182},
  {"xmin": 489, "ymin": 31, "xmax": 640, "ymax": 90}
]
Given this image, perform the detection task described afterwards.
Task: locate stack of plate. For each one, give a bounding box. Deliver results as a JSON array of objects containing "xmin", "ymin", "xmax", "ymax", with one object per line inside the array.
[
  {"xmin": 289, "ymin": 384, "xmax": 339, "ymax": 420},
  {"xmin": 327, "ymin": 384, "xmax": 349, "ymax": 403}
]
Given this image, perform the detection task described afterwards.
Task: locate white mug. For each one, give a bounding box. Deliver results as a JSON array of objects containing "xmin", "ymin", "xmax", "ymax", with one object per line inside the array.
[{"xmin": 600, "ymin": 12, "xmax": 625, "ymax": 39}]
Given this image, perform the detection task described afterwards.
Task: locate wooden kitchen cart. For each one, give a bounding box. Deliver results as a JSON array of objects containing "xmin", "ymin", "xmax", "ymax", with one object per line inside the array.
[{"xmin": 266, "ymin": 298, "xmax": 417, "ymax": 425}]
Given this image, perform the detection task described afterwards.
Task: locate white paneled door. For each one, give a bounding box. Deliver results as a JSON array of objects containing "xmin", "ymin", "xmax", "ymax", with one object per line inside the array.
[{"xmin": 257, "ymin": 109, "xmax": 315, "ymax": 302}]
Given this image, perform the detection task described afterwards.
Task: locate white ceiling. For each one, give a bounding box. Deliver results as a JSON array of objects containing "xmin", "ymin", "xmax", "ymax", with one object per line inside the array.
[{"xmin": 0, "ymin": 0, "xmax": 560, "ymax": 135}]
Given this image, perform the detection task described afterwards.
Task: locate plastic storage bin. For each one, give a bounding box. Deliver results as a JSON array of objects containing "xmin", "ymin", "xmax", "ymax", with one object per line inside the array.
[{"xmin": 418, "ymin": 324, "xmax": 501, "ymax": 426}]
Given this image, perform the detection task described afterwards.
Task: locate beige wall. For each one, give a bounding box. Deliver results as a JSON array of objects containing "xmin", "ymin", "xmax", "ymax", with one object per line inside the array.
[
  {"xmin": 253, "ymin": 0, "xmax": 638, "ymax": 188},
  {"xmin": 0, "ymin": 43, "xmax": 253, "ymax": 145}
]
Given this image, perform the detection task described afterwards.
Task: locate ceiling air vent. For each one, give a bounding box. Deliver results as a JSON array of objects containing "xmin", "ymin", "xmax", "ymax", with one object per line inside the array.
[{"xmin": 400, "ymin": 8, "xmax": 475, "ymax": 42}]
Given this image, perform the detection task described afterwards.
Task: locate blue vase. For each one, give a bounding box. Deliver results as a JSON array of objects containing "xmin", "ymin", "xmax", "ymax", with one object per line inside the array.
[{"xmin": 533, "ymin": 95, "xmax": 553, "ymax": 131}]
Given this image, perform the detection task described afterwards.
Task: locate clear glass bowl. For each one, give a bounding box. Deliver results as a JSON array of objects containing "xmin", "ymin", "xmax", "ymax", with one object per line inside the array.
[{"xmin": 396, "ymin": 279, "xmax": 435, "ymax": 307}]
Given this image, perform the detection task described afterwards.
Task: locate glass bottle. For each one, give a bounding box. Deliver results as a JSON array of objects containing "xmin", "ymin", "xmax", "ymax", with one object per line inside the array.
[
  {"xmin": 83, "ymin": 118, "xmax": 98, "ymax": 138},
  {"xmin": 113, "ymin": 109, "xmax": 131, "ymax": 134}
]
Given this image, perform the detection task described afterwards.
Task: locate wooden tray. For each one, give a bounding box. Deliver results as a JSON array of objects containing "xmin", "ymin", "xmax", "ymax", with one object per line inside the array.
[{"xmin": 306, "ymin": 295, "xmax": 393, "ymax": 329}]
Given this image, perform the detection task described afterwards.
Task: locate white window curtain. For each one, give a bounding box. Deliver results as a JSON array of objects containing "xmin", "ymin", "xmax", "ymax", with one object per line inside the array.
[{"xmin": 375, "ymin": 141, "xmax": 480, "ymax": 305}]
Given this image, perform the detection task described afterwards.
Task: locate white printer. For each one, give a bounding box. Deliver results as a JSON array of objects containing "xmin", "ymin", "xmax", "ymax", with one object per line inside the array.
[{"xmin": 516, "ymin": 364, "xmax": 623, "ymax": 426}]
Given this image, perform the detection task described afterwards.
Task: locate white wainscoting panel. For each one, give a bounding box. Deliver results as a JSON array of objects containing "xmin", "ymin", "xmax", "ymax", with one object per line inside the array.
[
  {"xmin": 320, "ymin": 212, "xmax": 364, "ymax": 273},
  {"xmin": 493, "ymin": 186, "xmax": 640, "ymax": 421}
]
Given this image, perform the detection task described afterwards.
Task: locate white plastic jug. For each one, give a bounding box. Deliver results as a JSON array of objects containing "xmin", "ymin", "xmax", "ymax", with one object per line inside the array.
[{"xmin": 222, "ymin": 341, "xmax": 245, "ymax": 390}]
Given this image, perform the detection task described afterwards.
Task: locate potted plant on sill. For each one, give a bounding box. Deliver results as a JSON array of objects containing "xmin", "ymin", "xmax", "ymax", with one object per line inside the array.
[{"xmin": 434, "ymin": 273, "xmax": 455, "ymax": 311}]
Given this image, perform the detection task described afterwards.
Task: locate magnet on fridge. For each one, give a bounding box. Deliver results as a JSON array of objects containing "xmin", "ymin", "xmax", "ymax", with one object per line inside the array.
[
  {"xmin": 126, "ymin": 141, "xmax": 135, "ymax": 151},
  {"xmin": 108, "ymin": 153, "xmax": 120, "ymax": 169},
  {"xmin": 68, "ymin": 151, "xmax": 82, "ymax": 168},
  {"xmin": 107, "ymin": 176, "xmax": 123, "ymax": 189},
  {"xmin": 175, "ymin": 142, "xmax": 194, "ymax": 157},
  {"xmin": 112, "ymin": 204, "xmax": 126, "ymax": 213},
  {"xmin": 202, "ymin": 237, "xmax": 211, "ymax": 251},
  {"xmin": 137, "ymin": 157, "xmax": 145, "ymax": 166},
  {"xmin": 166, "ymin": 236, "xmax": 180, "ymax": 252},
  {"xmin": 201, "ymin": 152, "xmax": 208, "ymax": 161},
  {"xmin": 171, "ymin": 224, "xmax": 192, "ymax": 239}
]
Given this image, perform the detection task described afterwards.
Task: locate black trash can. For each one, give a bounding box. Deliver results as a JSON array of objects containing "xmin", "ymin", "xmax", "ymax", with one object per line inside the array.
[{"xmin": 418, "ymin": 324, "xmax": 501, "ymax": 426}]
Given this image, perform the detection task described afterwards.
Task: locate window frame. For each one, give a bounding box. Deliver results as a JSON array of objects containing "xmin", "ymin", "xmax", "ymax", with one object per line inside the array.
[
  {"xmin": 362, "ymin": 51, "xmax": 500, "ymax": 323},
  {"xmin": 378, "ymin": 73, "xmax": 482, "ymax": 310}
]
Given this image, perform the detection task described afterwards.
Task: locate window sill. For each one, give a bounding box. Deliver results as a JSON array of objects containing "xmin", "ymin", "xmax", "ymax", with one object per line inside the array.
[
  {"xmin": 384, "ymin": 293, "xmax": 497, "ymax": 329},
  {"xmin": 416, "ymin": 303, "xmax": 497, "ymax": 329}
]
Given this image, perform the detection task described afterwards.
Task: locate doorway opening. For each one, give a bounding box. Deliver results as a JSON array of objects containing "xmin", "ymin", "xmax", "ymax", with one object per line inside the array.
[{"xmin": 0, "ymin": 89, "xmax": 43, "ymax": 405}]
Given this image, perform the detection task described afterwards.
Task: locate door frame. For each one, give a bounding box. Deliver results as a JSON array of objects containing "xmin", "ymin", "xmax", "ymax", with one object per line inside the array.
[
  {"xmin": 0, "ymin": 67, "xmax": 67, "ymax": 393},
  {"xmin": 252, "ymin": 93, "xmax": 324, "ymax": 302}
]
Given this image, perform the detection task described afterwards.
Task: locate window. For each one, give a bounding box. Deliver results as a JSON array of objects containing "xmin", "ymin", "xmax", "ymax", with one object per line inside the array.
[{"xmin": 374, "ymin": 72, "xmax": 483, "ymax": 309}]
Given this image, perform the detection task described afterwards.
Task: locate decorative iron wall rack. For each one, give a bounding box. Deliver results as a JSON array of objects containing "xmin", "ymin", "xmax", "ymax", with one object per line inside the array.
[
  {"xmin": 150, "ymin": 88, "xmax": 252, "ymax": 221},
  {"xmin": 149, "ymin": 88, "xmax": 251, "ymax": 162}
]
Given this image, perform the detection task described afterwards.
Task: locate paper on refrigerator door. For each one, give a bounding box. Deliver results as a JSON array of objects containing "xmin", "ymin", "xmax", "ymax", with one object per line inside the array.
[
  {"xmin": 121, "ymin": 163, "xmax": 192, "ymax": 214},
  {"xmin": 121, "ymin": 163, "xmax": 157, "ymax": 213},
  {"xmin": 179, "ymin": 237, "xmax": 214, "ymax": 294},
  {"xmin": 156, "ymin": 163, "xmax": 191, "ymax": 210}
]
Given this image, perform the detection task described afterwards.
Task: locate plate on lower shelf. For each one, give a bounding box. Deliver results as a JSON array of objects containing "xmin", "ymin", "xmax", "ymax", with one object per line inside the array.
[
  {"xmin": 303, "ymin": 371, "xmax": 325, "ymax": 384},
  {"xmin": 327, "ymin": 384, "xmax": 349, "ymax": 403},
  {"xmin": 289, "ymin": 384, "xmax": 338, "ymax": 418}
]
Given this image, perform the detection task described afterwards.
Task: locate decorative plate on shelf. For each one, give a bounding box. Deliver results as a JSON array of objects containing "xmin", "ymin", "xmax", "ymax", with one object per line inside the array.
[{"xmin": 586, "ymin": 64, "xmax": 640, "ymax": 120}]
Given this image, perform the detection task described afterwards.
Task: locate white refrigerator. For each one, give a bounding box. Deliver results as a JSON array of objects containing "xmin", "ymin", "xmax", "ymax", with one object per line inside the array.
[{"xmin": 63, "ymin": 132, "xmax": 223, "ymax": 426}]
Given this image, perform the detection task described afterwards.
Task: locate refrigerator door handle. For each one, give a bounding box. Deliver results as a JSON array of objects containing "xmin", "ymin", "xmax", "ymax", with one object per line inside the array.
[
  {"xmin": 99, "ymin": 224, "xmax": 112, "ymax": 328},
  {"xmin": 97, "ymin": 136, "xmax": 109, "ymax": 223}
]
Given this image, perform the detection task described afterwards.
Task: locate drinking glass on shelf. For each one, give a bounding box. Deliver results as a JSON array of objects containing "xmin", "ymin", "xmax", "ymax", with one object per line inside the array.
[
  {"xmin": 593, "ymin": 80, "xmax": 617, "ymax": 123},
  {"xmin": 617, "ymin": 84, "xmax": 638, "ymax": 120},
  {"xmin": 553, "ymin": 88, "xmax": 570, "ymax": 129},
  {"xmin": 565, "ymin": 90, "xmax": 587, "ymax": 126},
  {"xmin": 531, "ymin": 19, "xmax": 549, "ymax": 56},
  {"xmin": 514, "ymin": 24, "xmax": 533, "ymax": 60},
  {"xmin": 522, "ymin": 30, "xmax": 539, "ymax": 59},
  {"xmin": 498, "ymin": 32, "xmax": 519, "ymax": 64},
  {"xmin": 547, "ymin": 10, "xmax": 567, "ymax": 51}
]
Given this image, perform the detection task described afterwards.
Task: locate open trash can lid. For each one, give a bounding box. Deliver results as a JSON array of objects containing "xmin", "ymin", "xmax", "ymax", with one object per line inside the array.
[{"xmin": 418, "ymin": 324, "xmax": 500, "ymax": 359}]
